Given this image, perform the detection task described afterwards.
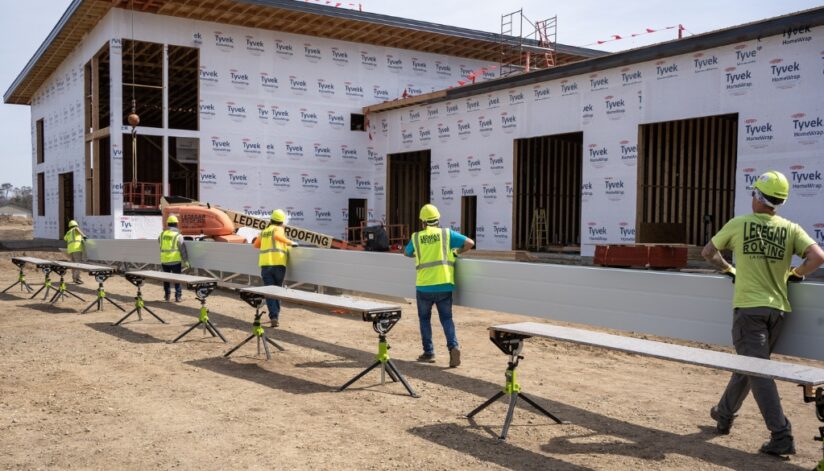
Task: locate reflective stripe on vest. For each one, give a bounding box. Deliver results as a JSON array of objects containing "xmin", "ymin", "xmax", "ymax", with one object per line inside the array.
[
  {"xmin": 159, "ymin": 230, "xmax": 182, "ymax": 263},
  {"xmin": 412, "ymin": 227, "xmax": 455, "ymax": 287},
  {"xmin": 259, "ymin": 225, "xmax": 289, "ymax": 267},
  {"xmin": 65, "ymin": 228, "xmax": 83, "ymax": 254}
]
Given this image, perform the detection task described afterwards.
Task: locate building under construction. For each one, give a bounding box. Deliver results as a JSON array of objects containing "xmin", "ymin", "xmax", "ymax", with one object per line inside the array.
[{"xmin": 3, "ymin": 1, "xmax": 823, "ymax": 256}]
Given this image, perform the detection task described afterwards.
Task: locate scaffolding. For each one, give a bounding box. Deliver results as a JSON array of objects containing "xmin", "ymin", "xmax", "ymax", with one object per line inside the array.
[{"xmin": 500, "ymin": 10, "xmax": 557, "ymax": 77}]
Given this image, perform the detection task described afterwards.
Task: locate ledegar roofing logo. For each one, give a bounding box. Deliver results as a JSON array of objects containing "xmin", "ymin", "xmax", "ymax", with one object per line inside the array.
[
  {"xmin": 789, "ymin": 164, "xmax": 823, "ymax": 197},
  {"xmin": 770, "ymin": 58, "xmax": 801, "ymax": 89}
]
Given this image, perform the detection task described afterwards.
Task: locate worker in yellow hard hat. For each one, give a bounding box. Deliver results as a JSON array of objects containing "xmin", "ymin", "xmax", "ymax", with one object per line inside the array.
[
  {"xmin": 703, "ymin": 170, "xmax": 824, "ymax": 455},
  {"xmin": 252, "ymin": 209, "xmax": 298, "ymax": 328},
  {"xmin": 404, "ymin": 203, "xmax": 474, "ymax": 368},
  {"xmin": 63, "ymin": 219, "xmax": 87, "ymax": 284},
  {"xmin": 158, "ymin": 215, "xmax": 188, "ymax": 302}
]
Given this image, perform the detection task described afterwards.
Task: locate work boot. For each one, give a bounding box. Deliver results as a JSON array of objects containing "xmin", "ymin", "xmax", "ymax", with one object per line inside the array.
[
  {"xmin": 270, "ymin": 318, "xmax": 279, "ymax": 328},
  {"xmin": 174, "ymin": 295, "xmax": 182, "ymax": 303},
  {"xmin": 710, "ymin": 406, "xmax": 735, "ymax": 435},
  {"xmin": 74, "ymin": 278, "xmax": 83, "ymax": 285},
  {"xmin": 164, "ymin": 294, "xmax": 170, "ymax": 302},
  {"xmin": 416, "ymin": 352, "xmax": 436, "ymax": 363},
  {"xmin": 760, "ymin": 435, "xmax": 795, "ymax": 456},
  {"xmin": 449, "ymin": 347, "xmax": 461, "ymax": 368}
]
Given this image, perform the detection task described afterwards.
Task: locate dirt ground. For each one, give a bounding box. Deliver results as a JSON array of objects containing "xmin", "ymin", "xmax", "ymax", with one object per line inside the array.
[
  {"xmin": 0, "ymin": 250, "xmax": 822, "ymax": 470},
  {"xmin": 0, "ymin": 218, "xmax": 33, "ymax": 240}
]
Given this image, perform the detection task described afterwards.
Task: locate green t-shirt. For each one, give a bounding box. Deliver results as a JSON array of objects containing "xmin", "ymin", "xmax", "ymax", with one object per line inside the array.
[{"xmin": 712, "ymin": 213, "xmax": 816, "ymax": 312}]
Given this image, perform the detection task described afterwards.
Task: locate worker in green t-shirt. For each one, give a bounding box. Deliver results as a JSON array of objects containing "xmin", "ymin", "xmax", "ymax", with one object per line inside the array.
[{"xmin": 702, "ymin": 170, "xmax": 824, "ymax": 457}]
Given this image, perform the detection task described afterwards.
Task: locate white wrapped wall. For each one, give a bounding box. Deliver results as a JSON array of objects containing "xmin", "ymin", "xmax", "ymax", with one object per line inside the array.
[
  {"xmin": 30, "ymin": 9, "xmax": 497, "ymax": 240},
  {"xmin": 373, "ymin": 25, "xmax": 824, "ymax": 254}
]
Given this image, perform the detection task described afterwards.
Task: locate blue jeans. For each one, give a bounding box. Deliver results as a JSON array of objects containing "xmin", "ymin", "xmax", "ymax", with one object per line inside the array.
[
  {"xmin": 416, "ymin": 290, "xmax": 459, "ymax": 354},
  {"xmin": 261, "ymin": 265, "xmax": 286, "ymax": 320},
  {"xmin": 161, "ymin": 262, "xmax": 182, "ymax": 298}
]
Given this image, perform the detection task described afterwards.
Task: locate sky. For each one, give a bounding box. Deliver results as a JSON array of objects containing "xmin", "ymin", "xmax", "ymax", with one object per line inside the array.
[{"xmin": 0, "ymin": 0, "xmax": 821, "ymax": 188}]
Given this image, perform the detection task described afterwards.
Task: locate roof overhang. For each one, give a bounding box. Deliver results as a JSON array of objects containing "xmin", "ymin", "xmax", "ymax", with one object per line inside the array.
[
  {"xmin": 364, "ymin": 6, "xmax": 824, "ymax": 113},
  {"xmin": 4, "ymin": 0, "xmax": 606, "ymax": 105}
]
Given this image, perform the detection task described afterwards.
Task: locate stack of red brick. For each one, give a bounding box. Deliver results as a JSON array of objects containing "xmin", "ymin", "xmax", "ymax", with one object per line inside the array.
[{"xmin": 594, "ymin": 244, "xmax": 687, "ymax": 269}]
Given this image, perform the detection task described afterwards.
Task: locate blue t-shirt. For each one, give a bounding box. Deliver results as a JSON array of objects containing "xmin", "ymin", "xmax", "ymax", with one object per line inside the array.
[{"xmin": 405, "ymin": 229, "xmax": 468, "ymax": 292}]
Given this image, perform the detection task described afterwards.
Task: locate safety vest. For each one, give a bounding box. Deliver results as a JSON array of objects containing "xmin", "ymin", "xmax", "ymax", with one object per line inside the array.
[
  {"xmin": 159, "ymin": 230, "xmax": 182, "ymax": 264},
  {"xmin": 259, "ymin": 225, "xmax": 289, "ymax": 267},
  {"xmin": 64, "ymin": 228, "xmax": 83, "ymax": 254},
  {"xmin": 412, "ymin": 226, "xmax": 455, "ymax": 287}
]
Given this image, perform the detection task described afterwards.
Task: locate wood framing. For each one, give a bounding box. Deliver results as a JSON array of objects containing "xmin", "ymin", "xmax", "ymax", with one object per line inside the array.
[
  {"xmin": 387, "ymin": 150, "xmax": 430, "ymax": 239},
  {"xmin": 637, "ymin": 114, "xmax": 738, "ymax": 245}
]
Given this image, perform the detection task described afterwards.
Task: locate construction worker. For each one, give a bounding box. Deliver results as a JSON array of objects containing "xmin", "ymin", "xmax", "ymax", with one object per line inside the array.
[
  {"xmin": 158, "ymin": 215, "xmax": 188, "ymax": 302},
  {"xmin": 253, "ymin": 209, "xmax": 297, "ymax": 328},
  {"xmin": 702, "ymin": 170, "xmax": 824, "ymax": 456},
  {"xmin": 63, "ymin": 220, "xmax": 86, "ymax": 284},
  {"xmin": 404, "ymin": 204, "xmax": 474, "ymax": 368}
]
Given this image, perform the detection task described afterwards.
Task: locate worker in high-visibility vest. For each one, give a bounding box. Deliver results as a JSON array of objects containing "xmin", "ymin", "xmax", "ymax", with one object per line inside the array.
[
  {"xmin": 158, "ymin": 215, "xmax": 188, "ymax": 302},
  {"xmin": 63, "ymin": 219, "xmax": 87, "ymax": 284},
  {"xmin": 253, "ymin": 209, "xmax": 297, "ymax": 328},
  {"xmin": 703, "ymin": 171, "xmax": 824, "ymax": 456},
  {"xmin": 404, "ymin": 204, "xmax": 474, "ymax": 368}
]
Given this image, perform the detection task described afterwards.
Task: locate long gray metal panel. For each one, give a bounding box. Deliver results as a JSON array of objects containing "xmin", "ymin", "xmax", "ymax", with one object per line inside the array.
[
  {"xmin": 13, "ymin": 256, "xmax": 54, "ymax": 266},
  {"xmin": 494, "ymin": 322, "xmax": 824, "ymax": 386},
  {"xmin": 241, "ymin": 285, "xmax": 399, "ymax": 315},
  {"xmin": 82, "ymin": 240, "xmax": 824, "ymax": 360},
  {"xmin": 126, "ymin": 270, "xmax": 217, "ymax": 286},
  {"xmin": 54, "ymin": 261, "xmax": 115, "ymax": 272},
  {"xmin": 85, "ymin": 239, "xmax": 159, "ymax": 264}
]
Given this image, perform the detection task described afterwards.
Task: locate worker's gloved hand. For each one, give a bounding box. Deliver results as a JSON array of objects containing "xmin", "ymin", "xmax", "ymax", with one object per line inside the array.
[
  {"xmin": 82, "ymin": 236, "xmax": 88, "ymax": 241},
  {"xmin": 183, "ymin": 261, "xmax": 191, "ymax": 270},
  {"xmin": 787, "ymin": 267, "xmax": 804, "ymax": 283},
  {"xmin": 452, "ymin": 249, "xmax": 460, "ymax": 258},
  {"xmin": 723, "ymin": 265, "xmax": 736, "ymax": 283},
  {"xmin": 291, "ymin": 242, "xmax": 299, "ymax": 247}
]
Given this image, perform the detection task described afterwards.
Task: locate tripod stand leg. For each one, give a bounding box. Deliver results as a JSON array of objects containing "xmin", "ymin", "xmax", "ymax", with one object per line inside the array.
[
  {"xmin": 500, "ymin": 392, "xmax": 520, "ymax": 440},
  {"xmin": 206, "ymin": 321, "xmax": 227, "ymax": 342},
  {"xmin": 260, "ymin": 336, "xmax": 272, "ymax": 360},
  {"xmin": 385, "ymin": 360, "xmax": 418, "ymax": 398},
  {"xmin": 30, "ymin": 284, "xmax": 46, "ymax": 299},
  {"xmin": 81, "ymin": 297, "xmax": 101, "ymax": 314},
  {"xmin": 519, "ymin": 393, "xmax": 567, "ymax": 424},
  {"xmin": 113, "ymin": 308, "xmax": 139, "ymax": 326},
  {"xmin": 141, "ymin": 305, "xmax": 166, "ymax": 324},
  {"xmin": 264, "ymin": 335, "xmax": 285, "ymax": 351},
  {"xmin": 172, "ymin": 322, "xmax": 202, "ymax": 343},
  {"xmin": 466, "ymin": 391, "xmax": 505, "ymax": 418},
  {"xmin": 49, "ymin": 289, "xmax": 62, "ymax": 304},
  {"xmin": 66, "ymin": 290, "xmax": 85, "ymax": 302},
  {"xmin": 104, "ymin": 296, "xmax": 126, "ymax": 312},
  {"xmin": 224, "ymin": 335, "xmax": 255, "ymax": 357},
  {"xmin": 338, "ymin": 360, "xmax": 381, "ymax": 391}
]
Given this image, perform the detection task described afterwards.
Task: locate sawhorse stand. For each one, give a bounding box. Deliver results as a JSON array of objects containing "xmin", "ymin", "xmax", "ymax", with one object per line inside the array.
[
  {"xmin": 802, "ymin": 386, "xmax": 824, "ymax": 471},
  {"xmin": 338, "ymin": 310, "xmax": 418, "ymax": 398},
  {"xmin": 172, "ymin": 283, "xmax": 226, "ymax": 343},
  {"xmin": 30, "ymin": 265, "xmax": 56, "ymax": 301},
  {"xmin": 114, "ymin": 274, "xmax": 165, "ymax": 326},
  {"xmin": 466, "ymin": 330, "xmax": 568, "ymax": 440},
  {"xmin": 82, "ymin": 272, "xmax": 125, "ymax": 314},
  {"xmin": 224, "ymin": 292, "xmax": 284, "ymax": 360},
  {"xmin": 48, "ymin": 265, "xmax": 85, "ymax": 304},
  {"xmin": 3, "ymin": 259, "xmax": 34, "ymax": 294}
]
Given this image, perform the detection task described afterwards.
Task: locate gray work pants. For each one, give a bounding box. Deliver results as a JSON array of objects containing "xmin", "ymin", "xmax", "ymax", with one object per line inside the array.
[
  {"xmin": 70, "ymin": 251, "xmax": 84, "ymax": 282},
  {"xmin": 716, "ymin": 307, "xmax": 791, "ymax": 436}
]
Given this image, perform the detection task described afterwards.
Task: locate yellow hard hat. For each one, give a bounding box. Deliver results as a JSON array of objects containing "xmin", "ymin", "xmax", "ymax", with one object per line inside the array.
[
  {"xmin": 271, "ymin": 209, "xmax": 287, "ymax": 223},
  {"xmin": 68, "ymin": 220, "xmax": 78, "ymax": 228},
  {"xmin": 419, "ymin": 204, "xmax": 440, "ymax": 222},
  {"xmin": 166, "ymin": 215, "xmax": 179, "ymax": 225},
  {"xmin": 753, "ymin": 170, "xmax": 789, "ymax": 201}
]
